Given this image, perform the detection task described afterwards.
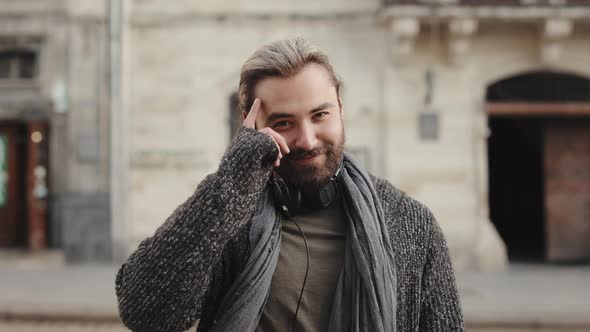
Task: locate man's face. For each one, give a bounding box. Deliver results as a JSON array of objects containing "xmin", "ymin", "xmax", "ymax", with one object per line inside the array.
[{"xmin": 251, "ymin": 63, "xmax": 345, "ymax": 191}]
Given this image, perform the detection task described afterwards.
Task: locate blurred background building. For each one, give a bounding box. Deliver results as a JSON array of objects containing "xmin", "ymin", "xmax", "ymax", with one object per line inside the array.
[
  {"xmin": 0, "ymin": 1, "xmax": 112, "ymax": 262},
  {"xmin": 0, "ymin": 0, "xmax": 589, "ymax": 272}
]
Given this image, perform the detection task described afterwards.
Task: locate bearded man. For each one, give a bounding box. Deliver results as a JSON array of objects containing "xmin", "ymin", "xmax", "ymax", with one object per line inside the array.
[{"xmin": 116, "ymin": 38, "xmax": 464, "ymax": 332}]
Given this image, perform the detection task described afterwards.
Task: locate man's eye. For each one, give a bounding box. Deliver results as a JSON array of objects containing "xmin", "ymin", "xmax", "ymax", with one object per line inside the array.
[
  {"xmin": 273, "ymin": 121, "xmax": 291, "ymax": 129},
  {"xmin": 314, "ymin": 112, "xmax": 328, "ymax": 119}
]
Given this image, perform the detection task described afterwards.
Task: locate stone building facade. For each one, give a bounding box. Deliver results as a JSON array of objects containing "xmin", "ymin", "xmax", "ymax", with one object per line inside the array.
[
  {"xmin": 1, "ymin": 0, "xmax": 589, "ymax": 269},
  {"xmin": 0, "ymin": 1, "xmax": 111, "ymax": 262}
]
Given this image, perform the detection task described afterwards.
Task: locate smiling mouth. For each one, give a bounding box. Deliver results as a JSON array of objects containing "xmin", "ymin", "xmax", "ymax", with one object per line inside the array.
[{"xmin": 293, "ymin": 154, "xmax": 320, "ymax": 163}]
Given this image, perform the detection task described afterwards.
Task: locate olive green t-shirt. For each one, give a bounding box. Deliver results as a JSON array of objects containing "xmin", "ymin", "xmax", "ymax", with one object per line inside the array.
[{"xmin": 256, "ymin": 199, "xmax": 347, "ymax": 332}]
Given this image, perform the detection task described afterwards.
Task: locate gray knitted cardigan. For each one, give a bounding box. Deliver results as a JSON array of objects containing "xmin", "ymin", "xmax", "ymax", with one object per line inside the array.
[{"xmin": 115, "ymin": 128, "xmax": 464, "ymax": 332}]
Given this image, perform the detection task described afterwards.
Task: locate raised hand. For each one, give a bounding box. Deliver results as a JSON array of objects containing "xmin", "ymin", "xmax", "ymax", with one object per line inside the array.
[{"xmin": 243, "ymin": 98, "xmax": 290, "ymax": 167}]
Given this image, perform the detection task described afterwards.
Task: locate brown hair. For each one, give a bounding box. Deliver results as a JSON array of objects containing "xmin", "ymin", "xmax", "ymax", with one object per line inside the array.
[{"xmin": 238, "ymin": 37, "xmax": 341, "ymax": 113}]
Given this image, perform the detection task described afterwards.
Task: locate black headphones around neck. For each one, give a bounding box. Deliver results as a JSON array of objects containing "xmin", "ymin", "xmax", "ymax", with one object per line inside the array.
[{"xmin": 270, "ymin": 159, "xmax": 344, "ymax": 217}]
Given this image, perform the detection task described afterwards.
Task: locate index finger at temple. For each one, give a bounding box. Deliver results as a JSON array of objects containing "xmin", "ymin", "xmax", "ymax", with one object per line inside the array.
[{"xmin": 243, "ymin": 98, "xmax": 261, "ymax": 129}]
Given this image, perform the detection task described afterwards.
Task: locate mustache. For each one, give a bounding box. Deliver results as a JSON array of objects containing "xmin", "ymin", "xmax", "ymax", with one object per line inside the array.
[{"xmin": 286, "ymin": 144, "xmax": 332, "ymax": 160}]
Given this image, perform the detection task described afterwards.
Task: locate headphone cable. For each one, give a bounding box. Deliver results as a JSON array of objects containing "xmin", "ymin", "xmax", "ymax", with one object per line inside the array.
[{"xmin": 287, "ymin": 215, "xmax": 310, "ymax": 332}]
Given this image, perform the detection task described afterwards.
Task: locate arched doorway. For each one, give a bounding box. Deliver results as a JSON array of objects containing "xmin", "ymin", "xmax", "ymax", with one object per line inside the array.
[{"xmin": 486, "ymin": 71, "xmax": 590, "ymax": 262}]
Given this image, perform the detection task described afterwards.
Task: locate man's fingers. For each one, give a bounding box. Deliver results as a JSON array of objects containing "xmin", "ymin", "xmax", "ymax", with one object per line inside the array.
[
  {"xmin": 243, "ymin": 98, "xmax": 261, "ymax": 129},
  {"xmin": 259, "ymin": 128, "xmax": 281, "ymax": 156},
  {"xmin": 240, "ymin": 99, "xmax": 289, "ymax": 168},
  {"xmin": 260, "ymin": 128, "xmax": 290, "ymax": 155},
  {"xmin": 271, "ymin": 131, "xmax": 290, "ymax": 155}
]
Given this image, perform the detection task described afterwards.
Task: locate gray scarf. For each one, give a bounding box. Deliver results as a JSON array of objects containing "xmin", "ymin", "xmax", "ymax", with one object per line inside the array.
[{"xmin": 211, "ymin": 153, "xmax": 397, "ymax": 332}]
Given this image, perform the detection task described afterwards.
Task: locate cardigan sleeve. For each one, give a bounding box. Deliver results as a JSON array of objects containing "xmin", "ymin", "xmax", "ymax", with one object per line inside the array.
[
  {"xmin": 115, "ymin": 127, "xmax": 277, "ymax": 332},
  {"xmin": 418, "ymin": 218, "xmax": 465, "ymax": 331}
]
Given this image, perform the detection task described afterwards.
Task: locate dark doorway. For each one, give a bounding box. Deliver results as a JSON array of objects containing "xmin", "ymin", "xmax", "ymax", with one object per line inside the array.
[
  {"xmin": 486, "ymin": 71, "xmax": 590, "ymax": 262},
  {"xmin": 487, "ymin": 117, "xmax": 545, "ymax": 261},
  {"xmin": 0, "ymin": 122, "xmax": 29, "ymax": 247},
  {"xmin": 488, "ymin": 117, "xmax": 545, "ymax": 260}
]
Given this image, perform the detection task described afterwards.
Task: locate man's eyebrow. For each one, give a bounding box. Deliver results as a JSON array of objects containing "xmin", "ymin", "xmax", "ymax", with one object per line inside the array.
[
  {"xmin": 309, "ymin": 102, "xmax": 335, "ymax": 113},
  {"xmin": 265, "ymin": 102, "xmax": 336, "ymax": 124}
]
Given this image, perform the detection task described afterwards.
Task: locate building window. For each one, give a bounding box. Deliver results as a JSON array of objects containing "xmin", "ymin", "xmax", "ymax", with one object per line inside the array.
[{"xmin": 0, "ymin": 50, "xmax": 38, "ymax": 80}]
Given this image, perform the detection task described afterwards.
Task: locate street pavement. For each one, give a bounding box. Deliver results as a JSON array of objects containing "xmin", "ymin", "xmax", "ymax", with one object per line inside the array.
[
  {"xmin": 0, "ymin": 321, "xmax": 128, "ymax": 332},
  {"xmin": 457, "ymin": 263, "xmax": 590, "ymax": 331},
  {"xmin": 0, "ymin": 252, "xmax": 589, "ymax": 331}
]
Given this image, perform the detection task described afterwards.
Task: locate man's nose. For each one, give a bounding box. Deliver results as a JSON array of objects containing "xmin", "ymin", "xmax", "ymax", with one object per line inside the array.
[{"xmin": 293, "ymin": 123, "xmax": 318, "ymax": 151}]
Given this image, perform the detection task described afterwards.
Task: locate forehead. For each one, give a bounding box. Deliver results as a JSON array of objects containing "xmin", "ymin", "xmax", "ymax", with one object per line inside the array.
[{"xmin": 254, "ymin": 63, "xmax": 338, "ymax": 114}]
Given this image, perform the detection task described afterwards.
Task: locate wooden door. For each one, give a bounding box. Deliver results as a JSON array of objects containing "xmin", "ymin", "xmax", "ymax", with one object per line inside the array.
[
  {"xmin": 545, "ymin": 122, "xmax": 590, "ymax": 261},
  {"xmin": 0, "ymin": 126, "xmax": 20, "ymax": 246}
]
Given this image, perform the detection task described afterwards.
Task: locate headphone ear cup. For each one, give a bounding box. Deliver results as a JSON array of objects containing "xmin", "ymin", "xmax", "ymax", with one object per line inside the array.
[
  {"xmin": 271, "ymin": 178, "xmax": 286, "ymax": 206},
  {"xmin": 318, "ymin": 179, "xmax": 337, "ymax": 208},
  {"xmin": 271, "ymin": 177, "xmax": 302, "ymax": 216},
  {"xmin": 272, "ymin": 178, "xmax": 290, "ymax": 214}
]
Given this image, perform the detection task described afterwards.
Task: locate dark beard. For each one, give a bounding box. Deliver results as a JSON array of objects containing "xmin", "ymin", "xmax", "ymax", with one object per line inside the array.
[{"xmin": 275, "ymin": 136, "xmax": 344, "ymax": 192}]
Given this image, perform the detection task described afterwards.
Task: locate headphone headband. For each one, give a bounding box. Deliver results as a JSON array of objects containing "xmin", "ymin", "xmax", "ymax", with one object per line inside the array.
[{"xmin": 271, "ymin": 157, "xmax": 344, "ymax": 217}]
